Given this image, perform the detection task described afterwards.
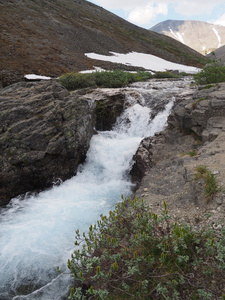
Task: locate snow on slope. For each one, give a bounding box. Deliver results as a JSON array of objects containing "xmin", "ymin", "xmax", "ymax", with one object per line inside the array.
[
  {"xmin": 212, "ymin": 28, "xmax": 222, "ymax": 48},
  {"xmin": 169, "ymin": 27, "xmax": 185, "ymax": 44},
  {"xmin": 85, "ymin": 51, "xmax": 199, "ymax": 73}
]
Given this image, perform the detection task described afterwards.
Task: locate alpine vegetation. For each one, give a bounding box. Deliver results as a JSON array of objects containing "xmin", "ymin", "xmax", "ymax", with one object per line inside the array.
[{"xmin": 68, "ymin": 198, "xmax": 225, "ymax": 300}]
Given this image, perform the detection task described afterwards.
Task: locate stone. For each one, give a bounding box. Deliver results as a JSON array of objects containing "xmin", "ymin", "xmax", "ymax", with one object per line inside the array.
[
  {"xmin": 216, "ymin": 197, "xmax": 223, "ymax": 205},
  {"xmin": 0, "ymin": 80, "xmax": 96, "ymax": 206}
]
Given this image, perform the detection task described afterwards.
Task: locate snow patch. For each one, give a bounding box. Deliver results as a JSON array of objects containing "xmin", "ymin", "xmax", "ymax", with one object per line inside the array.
[
  {"xmin": 80, "ymin": 67, "xmax": 105, "ymax": 73},
  {"xmin": 169, "ymin": 27, "xmax": 185, "ymax": 44},
  {"xmin": 212, "ymin": 28, "xmax": 222, "ymax": 48},
  {"xmin": 85, "ymin": 51, "xmax": 199, "ymax": 73},
  {"xmin": 24, "ymin": 74, "xmax": 52, "ymax": 80}
]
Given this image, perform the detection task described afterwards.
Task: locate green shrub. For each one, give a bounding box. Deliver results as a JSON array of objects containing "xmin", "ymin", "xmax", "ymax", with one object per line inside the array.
[
  {"xmin": 58, "ymin": 70, "xmax": 153, "ymax": 90},
  {"xmin": 67, "ymin": 197, "xmax": 224, "ymax": 299},
  {"xmin": 154, "ymin": 71, "xmax": 179, "ymax": 79},
  {"xmin": 58, "ymin": 72, "xmax": 96, "ymax": 90},
  {"xmin": 194, "ymin": 165, "xmax": 221, "ymax": 198},
  {"xmin": 193, "ymin": 60, "xmax": 225, "ymax": 85},
  {"xmin": 181, "ymin": 150, "xmax": 198, "ymax": 157}
]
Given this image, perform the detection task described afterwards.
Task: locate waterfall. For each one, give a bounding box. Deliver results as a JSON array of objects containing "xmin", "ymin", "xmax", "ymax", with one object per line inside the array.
[{"xmin": 0, "ymin": 79, "xmax": 189, "ymax": 300}]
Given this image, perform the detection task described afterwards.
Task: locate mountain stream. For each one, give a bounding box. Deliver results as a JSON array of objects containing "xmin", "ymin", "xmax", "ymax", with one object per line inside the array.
[{"xmin": 0, "ymin": 79, "xmax": 192, "ymax": 300}]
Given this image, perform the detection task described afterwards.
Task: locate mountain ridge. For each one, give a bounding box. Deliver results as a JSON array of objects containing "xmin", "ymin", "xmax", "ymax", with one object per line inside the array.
[
  {"xmin": 0, "ymin": 0, "xmax": 204, "ymax": 79},
  {"xmin": 151, "ymin": 19, "xmax": 225, "ymax": 55}
]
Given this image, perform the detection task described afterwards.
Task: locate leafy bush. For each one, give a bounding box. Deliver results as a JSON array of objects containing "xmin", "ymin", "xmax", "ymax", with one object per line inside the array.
[
  {"xmin": 194, "ymin": 165, "xmax": 222, "ymax": 199},
  {"xmin": 193, "ymin": 60, "xmax": 225, "ymax": 85},
  {"xmin": 58, "ymin": 70, "xmax": 153, "ymax": 90},
  {"xmin": 58, "ymin": 72, "xmax": 96, "ymax": 90},
  {"xmin": 67, "ymin": 197, "xmax": 225, "ymax": 299}
]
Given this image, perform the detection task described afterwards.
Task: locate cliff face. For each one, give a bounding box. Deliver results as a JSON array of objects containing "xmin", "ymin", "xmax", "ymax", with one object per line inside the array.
[
  {"xmin": 0, "ymin": 0, "xmax": 204, "ymax": 81},
  {"xmin": 0, "ymin": 80, "xmax": 133, "ymax": 206},
  {"xmin": 0, "ymin": 80, "xmax": 96, "ymax": 205}
]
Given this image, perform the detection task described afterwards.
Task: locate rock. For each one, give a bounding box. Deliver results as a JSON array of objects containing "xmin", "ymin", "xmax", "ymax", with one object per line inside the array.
[
  {"xmin": 216, "ymin": 197, "xmax": 223, "ymax": 205},
  {"xmin": 134, "ymin": 80, "xmax": 225, "ymax": 233},
  {"xmin": 0, "ymin": 80, "xmax": 96, "ymax": 206},
  {"xmin": 168, "ymin": 83, "xmax": 225, "ymax": 142},
  {"xmin": 130, "ymin": 137, "xmax": 154, "ymax": 182}
]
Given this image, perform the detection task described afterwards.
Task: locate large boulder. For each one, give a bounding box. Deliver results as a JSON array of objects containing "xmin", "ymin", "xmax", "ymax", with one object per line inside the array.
[
  {"xmin": 0, "ymin": 80, "xmax": 95, "ymax": 206},
  {"xmin": 168, "ymin": 82, "xmax": 225, "ymax": 140}
]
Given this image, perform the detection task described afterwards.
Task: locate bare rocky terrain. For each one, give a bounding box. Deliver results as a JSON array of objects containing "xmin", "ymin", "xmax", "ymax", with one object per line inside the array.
[{"xmin": 134, "ymin": 81, "xmax": 225, "ymax": 235}]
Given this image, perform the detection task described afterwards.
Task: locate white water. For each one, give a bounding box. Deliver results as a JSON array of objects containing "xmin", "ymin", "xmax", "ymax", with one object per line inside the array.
[{"xmin": 0, "ymin": 80, "xmax": 185, "ymax": 300}]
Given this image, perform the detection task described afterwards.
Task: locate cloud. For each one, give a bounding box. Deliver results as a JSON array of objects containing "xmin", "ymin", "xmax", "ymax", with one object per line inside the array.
[
  {"xmin": 90, "ymin": 0, "xmax": 150, "ymax": 10},
  {"xmin": 92, "ymin": 0, "xmax": 225, "ymax": 12},
  {"xmin": 174, "ymin": 1, "xmax": 223, "ymax": 16},
  {"xmin": 214, "ymin": 13, "xmax": 225, "ymax": 26},
  {"xmin": 91, "ymin": 0, "xmax": 225, "ymax": 26},
  {"xmin": 127, "ymin": 3, "xmax": 168, "ymax": 26}
]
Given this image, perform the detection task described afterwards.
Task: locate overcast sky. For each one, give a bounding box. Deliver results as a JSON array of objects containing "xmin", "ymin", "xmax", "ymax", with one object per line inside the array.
[{"xmin": 88, "ymin": 0, "xmax": 225, "ymax": 28}]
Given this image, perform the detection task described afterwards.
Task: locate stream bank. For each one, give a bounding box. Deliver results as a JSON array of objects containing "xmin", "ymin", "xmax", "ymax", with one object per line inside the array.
[{"xmin": 133, "ymin": 82, "xmax": 225, "ymax": 232}]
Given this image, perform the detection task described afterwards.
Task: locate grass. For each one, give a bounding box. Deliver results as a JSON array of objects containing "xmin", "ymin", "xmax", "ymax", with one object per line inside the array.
[
  {"xmin": 194, "ymin": 165, "xmax": 222, "ymax": 199},
  {"xmin": 181, "ymin": 150, "xmax": 198, "ymax": 157},
  {"xmin": 191, "ymin": 97, "xmax": 207, "ymax": 109}
]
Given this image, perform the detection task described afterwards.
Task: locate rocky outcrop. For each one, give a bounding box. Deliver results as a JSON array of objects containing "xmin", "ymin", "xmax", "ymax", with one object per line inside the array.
[
  {"xmin": 0, "ymin": 80, "xmax": 96, "ymax": 206},
  {"xmin": 0, "ymin": 82, "xmax": 131, "ymax": 206},
  {"xmin": 133, "ymin": 82, "xmax": 225, "ymax": 231},
  {"xmin": 168, "ymin": 82, "xmax": 225, "ymax": 141},
  {"xmin": 81, "ymin": 88, "xmax": 127, "ymax": 131}
]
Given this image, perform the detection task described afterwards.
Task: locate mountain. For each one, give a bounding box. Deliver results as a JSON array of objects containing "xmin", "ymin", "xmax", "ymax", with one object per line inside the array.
[
  {"xmin": 0, "ymin": 0, "xmax": 204, "ymax": 80},
  {"xmin": 207, "ymin": 45, "xmax": 225, "ymax": 64},
  {"xmin": 151, "ymin": 20, "xmax": 225, "ymax": 55}
]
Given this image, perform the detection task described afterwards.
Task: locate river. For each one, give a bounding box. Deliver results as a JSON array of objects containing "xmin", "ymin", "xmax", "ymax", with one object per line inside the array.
[{"xmin": 0, "ymin": 78, "xmax": 191, "ymax": 300}]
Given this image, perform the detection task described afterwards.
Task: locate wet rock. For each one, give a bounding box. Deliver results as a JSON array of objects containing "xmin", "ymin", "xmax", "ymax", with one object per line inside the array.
[
  {"xmin": 0, "ymin": 80, "xmax": 95, "ymax": 206},
  {"xmin": 130, "ymin": 137, "xmax": 154, "ymax": 182}
]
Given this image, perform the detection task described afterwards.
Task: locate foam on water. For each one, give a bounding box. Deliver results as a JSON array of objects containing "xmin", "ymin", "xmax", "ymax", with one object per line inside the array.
[{"xmin": 0, "ymin": 83, "xmax": 176, "ymax": 300}]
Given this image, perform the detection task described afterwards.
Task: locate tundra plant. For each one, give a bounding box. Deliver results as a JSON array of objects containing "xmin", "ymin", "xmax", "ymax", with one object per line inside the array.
[
  {"xmin": 194, "ymin": 165, "xmax": 221, "ymax": 199},
  {"xmin": 67, "ymin": 197, "xmax": 225, "ymax": 299},
  {"xmin": 194, "ymin": 59, "xmax": 225, "ymax": 84}
]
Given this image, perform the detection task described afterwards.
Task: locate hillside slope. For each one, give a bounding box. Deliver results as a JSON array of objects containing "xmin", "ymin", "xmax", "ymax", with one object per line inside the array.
[
  {"xmin": 151, "ymin": 20, "xmax": 225, "ymax": 55},
  {"xmin": 208, "ymin": 44, "xmax": 225, "ymax": 64},
  {"xmin": 0, "ymin": 0, "xmax": 204, "ymax": 78}
]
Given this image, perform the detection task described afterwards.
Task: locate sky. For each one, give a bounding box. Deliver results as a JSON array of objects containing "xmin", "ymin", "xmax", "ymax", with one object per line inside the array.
[{"xmin": 87, "ymin": 0, "xmax": 225, "ymax": 29}]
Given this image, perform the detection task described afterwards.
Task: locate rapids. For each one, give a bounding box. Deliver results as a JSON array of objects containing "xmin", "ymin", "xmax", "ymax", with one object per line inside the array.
[{"xmin": 0, "ymin": 79, "xmax": 191, "ymax": 300}]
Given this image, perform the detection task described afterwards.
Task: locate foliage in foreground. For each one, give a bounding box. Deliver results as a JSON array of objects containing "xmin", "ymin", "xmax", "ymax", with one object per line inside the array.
[
  {"xmin": 193, "ymin": 59, "xmax": 225, "ymax": 85},
  {"xmin": 68, "ymin": 197, "xmax": 225, "ymax": 300},
  {"xmin": 194, "ymin": 165, "xmax": 222, "ymax": 199},
  {"xmin": 58, "ymin": 70, "xmax": 187, "ymax": 91}
]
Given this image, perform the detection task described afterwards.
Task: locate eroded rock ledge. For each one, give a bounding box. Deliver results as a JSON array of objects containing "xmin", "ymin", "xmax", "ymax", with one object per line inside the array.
[
  {"xmin": 0, "ymin": 81, "xmax": 95, "ymax": 205},
  {"xmin": 133, "ymin": 83, "xmax": 225, "ymax": 230},
  {"xmin": 0, "ymin": 81, "xmax": 130, "ymax": 206}
]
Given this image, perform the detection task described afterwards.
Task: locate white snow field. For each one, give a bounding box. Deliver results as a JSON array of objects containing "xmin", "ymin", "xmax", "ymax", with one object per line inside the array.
[{"xmin": 85, "ymin": 51, "xmax": 200, "ymax": 73}]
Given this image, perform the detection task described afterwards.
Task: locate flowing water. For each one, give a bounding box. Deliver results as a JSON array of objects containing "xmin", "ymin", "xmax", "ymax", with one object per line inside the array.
[{"xmin": 0, "ymin": 79, "xmax": 191, "ymax": 300}]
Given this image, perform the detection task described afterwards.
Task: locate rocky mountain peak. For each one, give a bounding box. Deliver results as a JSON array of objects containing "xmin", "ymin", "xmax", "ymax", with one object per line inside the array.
[{"xmin": 151, "ymin": 19, "xmax": 225, "ymax": 55}]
